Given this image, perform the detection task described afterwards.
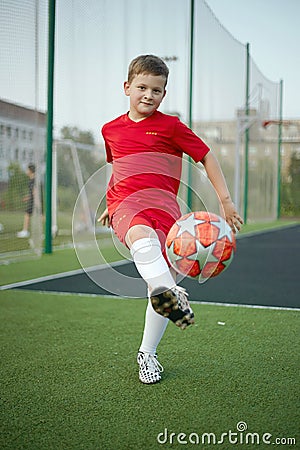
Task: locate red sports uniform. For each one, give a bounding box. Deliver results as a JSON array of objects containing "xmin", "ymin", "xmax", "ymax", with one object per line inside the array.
[{"xmin": 102, "ymin": 110, "xmax": 210, "ymax": 251}]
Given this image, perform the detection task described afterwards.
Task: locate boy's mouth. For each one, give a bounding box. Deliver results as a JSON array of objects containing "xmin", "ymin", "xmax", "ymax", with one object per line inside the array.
[{"xmin": 141, "ymin": 101, "xmax": 153, "ymax": 106}]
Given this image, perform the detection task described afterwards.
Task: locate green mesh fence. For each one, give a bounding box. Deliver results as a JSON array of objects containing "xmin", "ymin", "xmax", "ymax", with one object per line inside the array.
[
  {"xmin": 245, "ymin": 59, "xmax": 281, "ymax": 221},
  {"xmin": 0, "ymin": 0, "xmax": 282, "ymax": 262},
  {"xmin": 190, "ymin": 1, "xmax": 281, "ymax": 222},
  {"xmin": 0, "ymin": 0, "xmax": 47, "ymax": 262}
]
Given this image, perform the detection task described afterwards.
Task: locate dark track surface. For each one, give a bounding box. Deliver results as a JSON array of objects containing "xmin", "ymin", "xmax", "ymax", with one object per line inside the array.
[{"xmin": 15, "ymin": 225, "xmax": 300, "ymax": 308}]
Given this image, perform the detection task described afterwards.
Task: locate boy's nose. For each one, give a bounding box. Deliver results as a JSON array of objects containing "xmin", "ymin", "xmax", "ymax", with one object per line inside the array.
[{"xmin": 144, "ymin": 89, "xmax": 153, "ymax": 99}]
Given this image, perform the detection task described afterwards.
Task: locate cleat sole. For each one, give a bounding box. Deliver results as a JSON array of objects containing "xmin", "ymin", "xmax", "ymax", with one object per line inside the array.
[{"xmin": 150, "ymin": 287, "xmax": 195, "ymax": 329}]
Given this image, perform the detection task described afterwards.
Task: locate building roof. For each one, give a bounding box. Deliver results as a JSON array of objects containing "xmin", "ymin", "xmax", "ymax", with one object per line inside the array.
[{"xmin": 0, "ymin": 99, "xmax": 46, "ymax": 126}]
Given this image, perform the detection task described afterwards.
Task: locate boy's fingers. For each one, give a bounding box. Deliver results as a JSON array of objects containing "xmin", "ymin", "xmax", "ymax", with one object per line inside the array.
[
  {"xmin": 97, "ymin": 215, "xmax": 110, "ymax": 227},
  {"xmin": 227, "ymin": 214, "xmax": 243, "ymax": 234}
]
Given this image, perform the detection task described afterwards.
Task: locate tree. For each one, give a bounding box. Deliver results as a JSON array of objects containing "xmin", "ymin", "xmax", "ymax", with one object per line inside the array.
[
  {"xmin": 60, "ymin": 126, "xmax": 95, "ymax": 145},
  {"xmin": 3, "ymin": 163, "xmax": 28, "ymax": 210},
  {"xmin": 56, "ymin": 126, "xmax": 100, "ymax": 211},
  {"xmin": 281, "ymin": 151, "xmax": 300, "ymax": 216}
]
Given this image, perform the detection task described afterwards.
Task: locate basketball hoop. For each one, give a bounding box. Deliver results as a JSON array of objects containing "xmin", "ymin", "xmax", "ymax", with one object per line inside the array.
[
  {"xmin": 262, "ymin": 119, "xmax": 298, "ymax": 128},
  {"xmin": 262, "ymin": 120, "xmax": 273, "ymax": 128}
]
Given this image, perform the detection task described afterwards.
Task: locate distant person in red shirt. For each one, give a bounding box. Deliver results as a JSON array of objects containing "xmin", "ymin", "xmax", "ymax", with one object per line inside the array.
[{"xmin": 99, "ymin": 54, "xmax": 243, "ymax": 384}]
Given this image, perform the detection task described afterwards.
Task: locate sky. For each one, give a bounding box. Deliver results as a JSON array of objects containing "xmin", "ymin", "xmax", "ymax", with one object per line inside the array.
[{"xmin": 205, "ymin": 0, "xmax": 300, "ymax": 119}]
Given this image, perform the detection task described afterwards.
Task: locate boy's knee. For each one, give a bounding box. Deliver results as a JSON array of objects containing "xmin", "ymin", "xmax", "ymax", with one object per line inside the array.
[
  {"xmin": 129, "ymin": 235, "xmax": 162, "ymax": 265},
  {"xmin": 125, "ymin": 224, "xmax": 157, "ymax": 248}
]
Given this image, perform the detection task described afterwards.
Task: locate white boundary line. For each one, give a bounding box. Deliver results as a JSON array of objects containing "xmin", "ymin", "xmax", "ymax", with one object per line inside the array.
[
  {"xmin": 4, "ymin": 287, "xmax": 299, "ymax": 312},
  {"xmin": 235, "ymin": 222, "xmax": 299, "ymax": 239},
  {"xmin": 0, "ymin": 259, "xmax": 130, "ymax": 291},
  {"xmin": 1, "ymin": 260, "xmax": 299, "ymax": 311},
  {"xmin": 190, "ymin": 300, "xmax": 300, "ymax": 312}
]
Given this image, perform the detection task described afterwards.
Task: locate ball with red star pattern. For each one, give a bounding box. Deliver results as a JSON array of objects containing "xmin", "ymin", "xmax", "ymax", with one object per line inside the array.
[{"xmin": 166, "ymin": 211, "xmax": 236, "ymax": 282}]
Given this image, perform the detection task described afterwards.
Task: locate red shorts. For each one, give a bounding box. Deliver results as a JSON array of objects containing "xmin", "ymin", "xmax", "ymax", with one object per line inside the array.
[{"xmin": 111, "ymin": 205, "xmax": 180, "ymax": 262}]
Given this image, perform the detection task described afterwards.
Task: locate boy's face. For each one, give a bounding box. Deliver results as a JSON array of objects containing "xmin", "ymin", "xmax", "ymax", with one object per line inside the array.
[
  {"xmin": 26, "ymin": 168, "xmax": 34, "ymax": 177},
  {"xmin": 124, "ymin": 73, "xmax": 166, "ymax": 121}
]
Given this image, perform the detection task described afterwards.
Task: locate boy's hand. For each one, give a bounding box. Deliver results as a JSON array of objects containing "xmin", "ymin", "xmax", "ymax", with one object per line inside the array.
[
  {"xmin": 220, "ymin": 198, "xmax": 243, "ymax": 234},
  {"xmin": 98, "ymin": 208, "xmax": 110, "ymax": 227}
]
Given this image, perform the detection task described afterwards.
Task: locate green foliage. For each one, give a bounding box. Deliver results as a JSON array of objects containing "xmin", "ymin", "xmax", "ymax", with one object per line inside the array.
[
  {"xmin": 1, "ymin": 162, "xmax": 28, "ymax": 210},
  {"xmin": 57, "ymin": 186, "xmax": 78, "ymax": 212},
  {"xmin": 57, "ymin": 150, "xmax": 74, "ymax": 188},
  {"xmin": 281, "ymin": 151, "xmax": 300, "ymax": 216},
  {"xmin": 56, "ymin": 126, "xmax": 100, "ymax": 209},
  {"xmin": 60, "ymin": 126, "xmax": 95, "ymax": 145}
]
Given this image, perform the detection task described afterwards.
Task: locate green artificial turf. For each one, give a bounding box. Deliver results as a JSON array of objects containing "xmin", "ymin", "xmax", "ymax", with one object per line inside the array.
[
  {"xmin": 1, "ymin": 219, "xmax": 299, "ymax": 449},
  {"xmin": 0, "ymin": 290, "xmax": 299, "ymax": 449}
]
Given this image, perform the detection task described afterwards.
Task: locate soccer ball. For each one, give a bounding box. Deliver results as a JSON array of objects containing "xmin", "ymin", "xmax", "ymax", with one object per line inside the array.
[{"xmin": 166, "ymin": 211, "xmax": 236, "ymax": 282}]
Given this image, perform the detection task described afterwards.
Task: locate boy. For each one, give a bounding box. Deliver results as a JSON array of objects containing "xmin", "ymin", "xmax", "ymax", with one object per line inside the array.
[
  {"xmin": 17, "ymin": 163, "xmax": 36, "ymax": 238},
  {"xmin": 99, "ymin": 55, "xmax": 243, "ymax": 384}
]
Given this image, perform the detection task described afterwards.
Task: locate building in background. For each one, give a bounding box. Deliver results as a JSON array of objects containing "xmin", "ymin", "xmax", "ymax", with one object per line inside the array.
[
  {"xmin": 193, "ymin": 115, "xmax": 300, "ymax": 183},
  {"xmin": 0, "ymin": 99, "xmax": 46, "ymax": 184}
]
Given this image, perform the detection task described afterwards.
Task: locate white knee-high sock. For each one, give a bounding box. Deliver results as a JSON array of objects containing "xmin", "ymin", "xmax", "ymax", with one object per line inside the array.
[
  {"xmin": 130, "ymin": 237, "xmax": 175, "ymax": 355},
  {"xmin": 139, "ymin": 298, "xmax": 169, "ymax": 355},
  {"xmin": 130, "ymin": 237, "xmax": 175, "ymax": 292}
]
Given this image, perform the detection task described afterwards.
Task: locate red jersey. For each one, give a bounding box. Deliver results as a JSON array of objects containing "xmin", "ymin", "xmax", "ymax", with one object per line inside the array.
[{"xmin": 102, "ymin": 111, "xmax": 210, "ymax": 217}]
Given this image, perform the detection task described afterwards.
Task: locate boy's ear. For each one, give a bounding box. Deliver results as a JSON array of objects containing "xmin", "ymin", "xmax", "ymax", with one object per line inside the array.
[{"xmin": 124, "ymin": 81, "xmax": 130, "ymax": 96}]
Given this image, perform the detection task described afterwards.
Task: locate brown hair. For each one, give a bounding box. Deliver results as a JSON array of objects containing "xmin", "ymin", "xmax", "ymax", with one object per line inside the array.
[
  {"xmin": 28, "ymin": 163, "xmax": 35, "ymax": 174},
  {"xmin": 127, "ymin": 55, "xmax": 169, "ymax": 86}
]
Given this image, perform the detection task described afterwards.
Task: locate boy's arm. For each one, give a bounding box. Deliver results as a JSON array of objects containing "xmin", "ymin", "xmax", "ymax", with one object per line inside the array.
[{"xmin": 201, "ymin": 151, "xmax": 243, "ymax": 233}]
